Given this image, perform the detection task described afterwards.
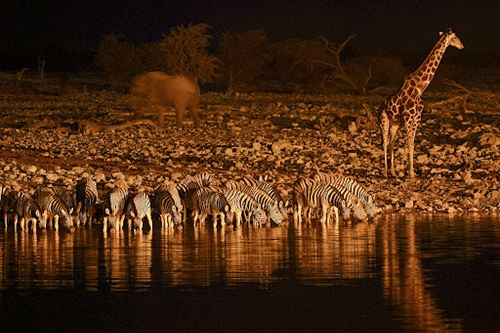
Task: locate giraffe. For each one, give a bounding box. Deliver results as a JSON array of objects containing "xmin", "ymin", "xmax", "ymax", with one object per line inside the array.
[{"xmin": 379, "ymin": 28, "xmax": 464, "ymax": 178}]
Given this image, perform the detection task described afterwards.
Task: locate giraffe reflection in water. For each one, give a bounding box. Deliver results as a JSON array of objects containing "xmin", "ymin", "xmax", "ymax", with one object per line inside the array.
[{"xmin": 380, "ymin": 215, "xmax": 463, "ymax": 332}]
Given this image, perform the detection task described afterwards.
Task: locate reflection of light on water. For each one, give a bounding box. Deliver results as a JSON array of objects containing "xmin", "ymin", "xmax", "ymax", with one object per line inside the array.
[
  {"xmin": 0, "ymin": 222, "xmax": 378, "ymax": 290},
  {"xmin": 380, "ymin": 215, "xmax": 463, "ymax": 332}
]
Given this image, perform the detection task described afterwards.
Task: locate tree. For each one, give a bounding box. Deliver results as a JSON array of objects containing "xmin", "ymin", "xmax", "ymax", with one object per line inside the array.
[
  {"xmin": 95, "ymin": 34, "xmax": 141, "ymax": 88},
  {"xmin": 159, "ymin": 23, "xmax": 218, "ymax": 85},
  {"xmin": 219, "ymin": 30, "xmax": 271, "ymax": 91},
  {"xmin": 317, "ymin": 34, "xmax": 371, "ymax": 94},
  {"xmin": 271, "ymin": 38, "xmax": 331, "ymax": 92}
]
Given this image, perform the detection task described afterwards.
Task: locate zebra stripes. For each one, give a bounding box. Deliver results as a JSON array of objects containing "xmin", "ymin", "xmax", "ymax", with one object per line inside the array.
[
  {"xmin": 192, "ymin": 188, "xmax": 232, "ymax": 228},
  {"xmin": 222, "ymin": 189, "xmax": 266, "ymax": 227},
  {"xmin": 126, "ymin": 192, "xmax": 153, "ymax": 230},
  {"xmin": 33, "ymin": 187, "xmax": 74, "ymax": 231},
  {"xmin": 152, "ymin": 184, "xmax": 183, "ymax": 228},
  {"xmin": 293, "ymin": 178, "xmax": 349, "ymax": 224},
  {"xmin": 76, "ymin": 177, "xmax": 98, "ymax": 226},
  {"xmin": 312, "ymin": 172, "xmax": 375, "ymax": 219},
  {"xmin": 224, "ymin": 179, "xmax": 285, "ymax": 225},
  {"xmin": 0, "ymin": 171, "xmax": 375, "ymax": 232},
  {"xmin": 13, "ymin": 191, "xmax": 44, "ymax": 231},
  {"xmin": 103, "ymin": 187, "xmax": 128, "ymax": 230}
]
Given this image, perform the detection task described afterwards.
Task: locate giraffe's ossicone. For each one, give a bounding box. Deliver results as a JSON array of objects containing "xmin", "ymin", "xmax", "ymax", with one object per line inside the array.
[{"xmin": 379, "ymin": 28, "xmax": 464, "ymax": 179}]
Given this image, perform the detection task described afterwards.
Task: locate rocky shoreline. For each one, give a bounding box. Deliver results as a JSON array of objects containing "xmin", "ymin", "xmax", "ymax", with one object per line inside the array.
[{"xmin": 0, "ymin": 90, "xmax": 499, "ymax": 216}]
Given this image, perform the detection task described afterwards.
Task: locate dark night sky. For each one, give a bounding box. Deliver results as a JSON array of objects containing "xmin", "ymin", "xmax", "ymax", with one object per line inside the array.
[{"xmin": 1, "ymin": 0, "xmax": 498, "ymax": 70}]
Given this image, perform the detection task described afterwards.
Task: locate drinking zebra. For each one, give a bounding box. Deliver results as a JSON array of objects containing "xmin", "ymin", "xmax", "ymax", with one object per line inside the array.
[
  {"xmin": 76, "ymin": 177, "xmax": 98, "ymax": 227},
  {"xmin": 102, "ymin": 186, "xmax": 128, "ymax": 231},
  {"xmin": 125, "ymin": 192, "xmax": 153, "ymax": 230}
]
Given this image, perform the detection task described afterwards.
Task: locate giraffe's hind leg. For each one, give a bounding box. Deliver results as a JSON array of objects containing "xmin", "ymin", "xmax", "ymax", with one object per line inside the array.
[{"xmin": 388, "ymin": 123, "xmax": 399, "ymax": 177}]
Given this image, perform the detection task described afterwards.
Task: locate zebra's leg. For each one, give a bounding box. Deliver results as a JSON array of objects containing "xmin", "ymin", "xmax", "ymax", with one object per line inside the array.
[
  {"xmin": 296, "ymin": 204, "xmax": 302, "ymax": 224},
  {"xmin": 212, "ymin": 212, "xmax": 218, "ymax": 228},
  {"xmin": 236, "ymin": 211, "xmax": 242, "ymax": 226},
  {"xmin": 220, "ymin": 213, "xmax": 225, "ymax": 228},
  {"xmin": 146, "ymin": 212, "xmax": 153, "ymax": 230},
  {"xmin": 320, "ymin": 205, "xmax": 328, "ymax": 224},
  {"xmin": 54, "ymin": 215, "xmax": 59, "ymax": 231},
  {"xmin": 332, "ymin": 206, "xmax": 339, "ymax": 223},
  {"xmin": 199, "ymin": 213, "xmax": 207, "ymax": 225}
]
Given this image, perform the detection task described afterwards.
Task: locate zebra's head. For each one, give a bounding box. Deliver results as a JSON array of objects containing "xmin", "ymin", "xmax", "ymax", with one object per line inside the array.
[
  {"xmin": 60, "ymin": 208, "xmax": 75, "ymax": 231},
  {"xmin": 352, "ymin": 199, "xmax": 368, "ymax": 221},
  {"xmin": 170, "ymin": 205, "xmax": 182, "ymax": 226},
  {"xmin": 340, "ymin": 200, "xmax": 350, "ymax": 221},
  {"xmin": 129, "ymin": 211, "xmax": 143, "ymax": 230},
  {"xmin": 35, "ymin": 209, "xmax": 49, "ymax": 229},
  {"xmin": 365, "ymin": 195, "xmax": 375, "ymax": 218},
  {"xmin": 104, "ymin": 207, "xmax": 119, "ymax": 229},
  {"xmin": 222, "ymin": 205, "xmax": 234, "ymax": 226},
  {"xmin": 253, "ymin": 206, "xmax": 267, "ymax": 226},
  {"xmin": 278, "ymin": 200, "xmax": 288, "ymax": 220},
  {"xmin": 79, "ymin": 210, "xmax": 89, "ymax": 226},
  {"xmin": 269, "ymin": 204, "xmax": 283, "ymax": 225}
]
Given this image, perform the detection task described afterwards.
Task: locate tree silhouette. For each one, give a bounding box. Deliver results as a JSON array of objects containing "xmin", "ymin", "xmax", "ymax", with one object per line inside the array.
[
  {"xmin": 159, "ymin": 23, "xmax": 218, "ymax": 85},
  {"xmin": 219, "ymin": 30, "xmax": 271, "ymax": 91},
  {"xmin": 95, "ymin": 34, "xmax": 140, "ymax": 88}
]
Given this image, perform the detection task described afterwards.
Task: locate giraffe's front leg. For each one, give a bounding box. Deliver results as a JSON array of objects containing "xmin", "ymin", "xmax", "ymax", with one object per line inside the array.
[
  {"xmin": 405, "ymin": 120, "xmax": 419, "ymax": 178},
  {"xmin": 388, "ymin": 124, "xmax": 399, "ymax": 178}
]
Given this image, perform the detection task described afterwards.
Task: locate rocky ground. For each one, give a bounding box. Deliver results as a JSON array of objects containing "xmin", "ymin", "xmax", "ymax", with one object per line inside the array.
[{"xmin": 0, "ymin": 88, "xmax": 499, "ymax": 216}]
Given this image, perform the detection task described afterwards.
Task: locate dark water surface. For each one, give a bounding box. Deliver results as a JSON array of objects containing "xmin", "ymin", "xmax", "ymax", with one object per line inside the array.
[{"xmin": 1, "ymin": 214, "xmax": 499, "ymax": 332}]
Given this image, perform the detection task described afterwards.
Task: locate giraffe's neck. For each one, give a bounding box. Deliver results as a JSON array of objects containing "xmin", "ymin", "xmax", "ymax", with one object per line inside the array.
[{"xmin": 404, "ymin": 35, "xmax": 449, "ymax": 96}]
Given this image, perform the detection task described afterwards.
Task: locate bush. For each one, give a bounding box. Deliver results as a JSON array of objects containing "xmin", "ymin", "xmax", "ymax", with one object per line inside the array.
[
  {"xmin": 218, "ymin": 30, "xmax": 271, "ymax": 91},
  {"xmin": 94, "ymin": 35, "xmax": 141, "ymax": 89}
]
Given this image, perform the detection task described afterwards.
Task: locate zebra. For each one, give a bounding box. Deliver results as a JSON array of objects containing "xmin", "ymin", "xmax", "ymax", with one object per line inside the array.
[
  {"xmin": 312, "ymin": 172, "xmax": 375, "ymax": 218},
  {"xmin": 236, "ymin": 185, "xmax": 284, "ymax": 226},
  {"xmin": 292, "ymin": 178, "xmax": 350, "ymax": 224},
  {"xmin": 191, "ymin": 188, "xmax": 232, "ymax": 228},
  {"xmin": 33, "ymin": 187, "xmax": 74, "ymax": 231},
  {"xmin": 177, "ymin": 172, "xmax": 213, "ymax": 198},
  {"xmin": 46, "ymin": 187, "xmax": 80, "ymax": 227},
  {"xmin": 76, "ymin": 177, "xmax": 98, "ymax": 227},
  {"xmin": 244, "ymin": 177, "xmax": 288, "ymax": 220},
  {"xmin": 102, "ymin": 187, "xmax": 128, "ymax": 231},
  {"xmin": 0, "ymin": 185, "xmax": 10, "ymax": 230},
  {"xmin": 13, "ymin": 191, "xmax": 45, "ymax": 232},
  {"xmin": 177, "ymin": 172, "xmax": 215, "ymax": 223},
  {"xmin": 152, "ymin": 184, "xmax": 183, "ymax": 228},
  {"xmin": 125, "ymin": 192, "xmax": 153, "ymax": 230},
  {"xmin": 222, "ymin": 189, "xmax": 266, "ymax": 227}
]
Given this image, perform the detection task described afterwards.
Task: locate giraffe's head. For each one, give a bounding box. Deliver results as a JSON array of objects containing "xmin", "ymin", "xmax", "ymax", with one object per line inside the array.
[{"xmin": 440, "ymin": 28, "xmax": 464, "ymax": 50}]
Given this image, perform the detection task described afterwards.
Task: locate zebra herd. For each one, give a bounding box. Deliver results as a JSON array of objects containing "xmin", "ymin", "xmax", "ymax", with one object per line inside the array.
[{"xmin": 0, "ymin": 171, "xmax": 375, "ymax": 232}]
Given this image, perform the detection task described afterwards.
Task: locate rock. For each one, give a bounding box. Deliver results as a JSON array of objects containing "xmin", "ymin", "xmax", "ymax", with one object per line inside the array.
[
  {"xmin": 45, "ymin": 173, "xmax": 59, "ymax": 182},
  {"xmin": 32, "ymin": 176, "xmax": 44, "ymax": 184},
  {"xmin": 252, "ymin": 142, "xmax": 261, "ymax": 151},
  {"xmin": 25, "ymin": 165, "xmax": 37, "ymax": 173},
  {"xmin": 348, "ymin": 122, "xmax": 357, "ymax": 133},
  {"xmin": 478, "ymin": 133, "xmax": 500, "ymax": 148},
  {"xmin": 416, "ymin": 154, "xmax": 429, "ymax": 164},
  {"xmin": 463, "ymin": 171, "xmax": 474, "ymax": 184}
]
